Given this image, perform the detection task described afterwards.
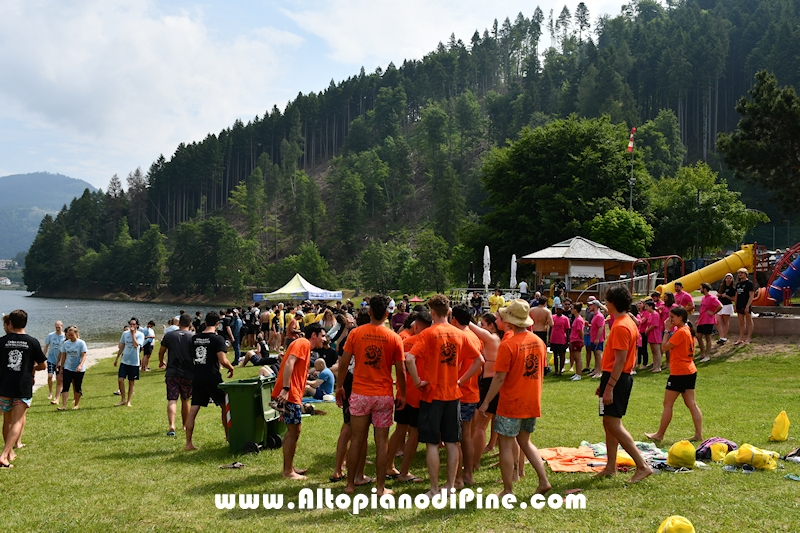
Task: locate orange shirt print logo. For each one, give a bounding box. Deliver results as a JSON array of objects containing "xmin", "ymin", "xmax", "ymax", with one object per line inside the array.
[
  {"xmin": 440, "ymin": 342, "xmax": 457, "ymax": 366},
  {"xmin": 523, "ymin": 351, "xmax": 539, "ymax": 379},
  {"xmin": 364, "ymin": 345, "xmax": 383, "ymax": 368}
]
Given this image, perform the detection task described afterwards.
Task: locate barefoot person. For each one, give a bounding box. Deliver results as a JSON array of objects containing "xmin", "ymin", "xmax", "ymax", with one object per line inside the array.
[
  {"xmin": 114, "ymin": 318, "xmax": 144, "ymax": 407},
  {"xmin": 158, "ymin": 313, "xmax": 195, "ymax": 437},
  {"xmin": 43, "ymin": 321, "xmax": 65, "ymax": 403},
  {"xmin": 594, "ymin": 287, "xmax": 652, "ymax": 483},
  {"xmin": 0, "ymin": 309, "xmax": 46, "ymax": 468},
  {"xmin": 468, "ymin": 313, "xmax": 502, "ymax": 467},
  {"xmin": 338, "ymin": 295, "xmax": 405, "ymax": 496},
  {"xmin": 272, "ymin": 322, "xmax": 327, "ymax": 479},
  {"xmin": 185, "ymin": 312, "xmax": 235, "ymax": 451},
  {"xmin": 734, "ymin": 268, "xmax": 755, "ymax": 345},
  {"xmin": 478, "ymin": 299, "xmax": 551, "ymax": 498},
  {"xmin": 56, "ymin": 326, "xmax": 87, "ymax": 410},
  {"xmin": 645, "ymin": 307, "xmax": 703, "ymax": 442},
  {"xmin": 406, "ymin": 294, "xmax": 482, "ymax": 498}
]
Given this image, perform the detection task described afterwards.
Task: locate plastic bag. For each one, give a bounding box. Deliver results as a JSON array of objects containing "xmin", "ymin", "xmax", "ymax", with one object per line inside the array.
[
  {"xmin": 657, "ymin": 515, "xmax": 696, "ymax": 533},
  {"xmin": 769, "ymin": 410, "xmax": 790, "ymax": 442},
  {"xmin": 710, "ymin": 442, "xmax": 728, "ymax": 462},
  {"xmin": 667, "ymin": 440, "xmax": 696, "ymax": 469},
  {"xmin": 736, "ymin": 443, "xmax": 779, "ymax": 470}
]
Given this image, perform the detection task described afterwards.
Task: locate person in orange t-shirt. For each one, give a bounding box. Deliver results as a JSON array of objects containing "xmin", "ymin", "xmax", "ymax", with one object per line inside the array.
[
  {"xmin": 406, "ymin": 295, "xmax": 482, "ymax": 497},
  {"xmin": 338, "ymin": 295, "xmax": 405, "ymax": 496},
  {"xmin": 272, "ymin": 322, "xmax": 327, "ymax": 480},
  {"xmin": 450, "ymin": 304, "xmax": 484, "ymax": 487},
  {"xmin": 468, "ymin": 313, "xmax": 502, "ymax": 469},
  {"xmin": 479, "ymin": 299, "xmax": 551, "ymax": 497},
  {"xmin": 387, "ymin": 309, "xmax": 433, "ymax": 483},
  {"xmin": 594, "ymin": 286, "xmax": 652, "ymax": 483},
  {"xmin": 645, "ymin": 307, "xmax": 703, "ymax": 442}
]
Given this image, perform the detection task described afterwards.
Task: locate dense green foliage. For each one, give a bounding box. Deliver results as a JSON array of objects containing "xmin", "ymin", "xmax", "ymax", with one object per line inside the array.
[{"xmin": 24, "ymin": 0, "xmax": 800, "ymax": 295}]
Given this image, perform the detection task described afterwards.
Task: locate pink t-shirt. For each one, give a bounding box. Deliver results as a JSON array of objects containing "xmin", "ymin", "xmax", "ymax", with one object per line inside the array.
[
  {"xmin": 550, "ymin": 315, "xmax": 570, "ymax": 344},
  {"xmin": 590, "ymin": 312, "xmax": 606, "ymax": 343},
  {"xmin": 674, "ymin": 291, "xmax": 693, "ymax": 309},
  {"xmin": 697, "ymin": 293, "xmax": 722, "ymax": 326},
  {"xmin": 570, "ymin": 315, "xmax": 585, "ymax": 342},
  {"xmin": 638, "ymin": 310, "xmax": 650, "ymax": 333}
]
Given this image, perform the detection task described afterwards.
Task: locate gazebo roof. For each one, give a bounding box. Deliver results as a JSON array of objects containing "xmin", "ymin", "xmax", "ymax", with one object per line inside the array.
[{"xmin": 519, "ymin": 237, "xmax": 637, "ymax": 262}]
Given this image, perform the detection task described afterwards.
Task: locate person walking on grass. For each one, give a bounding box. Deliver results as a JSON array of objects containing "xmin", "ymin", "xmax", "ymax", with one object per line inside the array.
[
  {"xmin": 593, "ymin": 287, "xmax": 652, "ymax": 483},
  {"xmin": 734, "ymin": 268, "xmax": 755, "ymax": 345},
  {"xmin": 158, "ymin": 314, "xmax": 195, "ymax": 437},
  {"xmin": 43, "ymin": 321, "xmax": 65, "ymax": 403},
  {"xmin": 114, "ymin": 318, "xmax": 144, "ymax": 407},
  {"xmin": 56, "ymin": 326, "xmax": 87, "ymax": 411},
  {"xmin": 272, "ymin": 321, "xmax": 327, "ymax": 479},
  {"xmin": 139, "ymin": 320, "xmax": 156, "ymax": 372},
  {"xmin": 185, "ymin": 312, "xmax": 235, "ymax": 451},
  {"xmin": 478, "ymin": 299, "xmax": 551, "ymax": 498},
  {"xmin": 0, "ymin": 310, "xmax": 46, "ymax": 468},
  {"xmin": 696, "ymin": 283, "xmax": 722, "ymax": 362},
  {"xmin": 645, "ymin": 307, "xmax": 703, "ymax": 442}
]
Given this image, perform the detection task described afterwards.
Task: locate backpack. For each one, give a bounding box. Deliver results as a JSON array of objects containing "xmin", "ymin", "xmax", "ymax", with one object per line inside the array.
[{"xmin": 695, "ymin": 437, "xmax": 738, "ymax": 460}]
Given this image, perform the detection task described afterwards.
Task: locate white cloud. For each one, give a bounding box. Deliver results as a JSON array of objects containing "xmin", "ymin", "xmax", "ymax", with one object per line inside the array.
[{"xmin": 0, "ymin": 0, "xmax": 303, "ymax": 187}]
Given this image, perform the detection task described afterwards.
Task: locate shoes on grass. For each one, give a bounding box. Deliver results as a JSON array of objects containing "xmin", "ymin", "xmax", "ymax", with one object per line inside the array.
[{"xmin": 570, "ymin": 374, "xmax": 581, "ymax": 381}]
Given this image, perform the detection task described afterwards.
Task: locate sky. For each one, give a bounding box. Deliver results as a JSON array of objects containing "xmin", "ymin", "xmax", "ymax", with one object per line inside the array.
[{"xmin": 0, "ymin": 0, "xmax": 626, "ymax": 190}]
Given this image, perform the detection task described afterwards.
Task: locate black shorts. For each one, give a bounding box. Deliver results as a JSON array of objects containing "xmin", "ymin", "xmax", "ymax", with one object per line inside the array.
[
  {"xmin": 551, "ymin": 343, "xmax": 567, "ymax": 354},
  {"xmin": 479, "ymin": 377, "xmax": 500, "ymax": 415},
  {"xmin": 736, "ymin": 305, "xmax": 749, "ymax": 315},
  {"xmin": 143, "ymin": 343, "xmax": 154, "ymax": 356},
  {"xmin": 598, "ymin": 372, "xmax": 633, "ymax": 419},
  {"xmin": 118, "ymin": 363, "xmax": 140, "ymax": 381},
  {"xmin": 191, "ymin": 381, "xmax": 225, "ymax": 407},
  {"xmin": 261, "ymin": 323, "xmax": 271, "ymax": 334},
  {"xmin": 533, "ymin": 330, "xmax": 548, "ymax": 344},
  {"xmin": 696, "ymin": 324, "xmax": 714, "ymax": 335},
  {"xmin": 342, "ymin": 371, "xmax": 353, "ymax": 425},
  {"xmin": 394, "ymin": 404, "xmax": 419, "ymax": 427},
  {"xmin": 666, "ymin": 373, "xmax": 697, "ymax": 393},
  {"xmin": 62, "ymin": 369, "xmax": 85, "ymax": 394},
  {"xmin": 418, "ymin": 399, "xmax": 461, "ymax": 444}
]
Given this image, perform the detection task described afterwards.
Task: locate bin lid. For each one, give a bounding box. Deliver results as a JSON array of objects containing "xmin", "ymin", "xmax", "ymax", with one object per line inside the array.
[{"xmin": 218, "ymin": 378, "xmax": 262, "ymax": 389}]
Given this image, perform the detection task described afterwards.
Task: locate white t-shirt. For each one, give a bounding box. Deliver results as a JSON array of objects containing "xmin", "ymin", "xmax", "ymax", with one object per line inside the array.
[
  {"xmin": 519, "ymin": 281, "xmax": 528, "ymax": 294},
  {"xmin": 388, "ymin": 299, "xmax": 396, "ymax": 314}
]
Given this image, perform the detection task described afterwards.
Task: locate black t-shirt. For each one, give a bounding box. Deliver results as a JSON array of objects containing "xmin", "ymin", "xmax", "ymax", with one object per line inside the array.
[
  {"xmin": 192, "ymin": 332, "xmax": 227, "ymax": 384},
  {"xmin": 311, "ymin": 347, "xmax": 339, "ymax": 369},
  {"xmin": 0, "ymin": 333, "xmax": 46, "ymax": 399},
  {"xmin": 470, "ymin": 296, "xmax": 482, "ymax": 308},
  {"xmin": 736, "ymin": 279, "xmax": 755, "ymax": 308},
  {"xmin": 192, "ymin": 318, "xmax": 202, "ymax": 332},
  {"xmin": 718, "ymin": 283, "xmax": 737, "ymax": 306},
  {"xmin": 162, "ymin": 329, "xmax": 195, "ymax": 380}
]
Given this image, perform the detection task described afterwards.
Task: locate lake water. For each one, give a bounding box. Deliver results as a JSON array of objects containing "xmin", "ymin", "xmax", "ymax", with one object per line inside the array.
[{"xmin": 0, "ymin": 290, "xmax": 206, "ymax": 348}]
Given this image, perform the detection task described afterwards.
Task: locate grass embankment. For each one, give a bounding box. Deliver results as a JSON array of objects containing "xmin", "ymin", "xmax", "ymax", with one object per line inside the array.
[{"xmin": 4, "ymin": 342, "xmax": 800, "ymax": 532}]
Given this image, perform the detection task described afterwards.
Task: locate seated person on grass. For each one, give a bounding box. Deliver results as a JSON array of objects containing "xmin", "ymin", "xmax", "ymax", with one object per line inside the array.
[
  {"xmin": 239, "ymin": 334, "xmax": 278, "ymax": 368},
  {"xmin": 305, "ymin": 358, "xmax": 334, "ymax": 400}
]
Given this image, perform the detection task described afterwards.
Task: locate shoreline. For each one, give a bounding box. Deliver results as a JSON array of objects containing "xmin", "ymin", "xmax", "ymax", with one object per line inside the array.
[{"xmin": 32, "ymin": 346, "xmax": 119, "ymax": 395}]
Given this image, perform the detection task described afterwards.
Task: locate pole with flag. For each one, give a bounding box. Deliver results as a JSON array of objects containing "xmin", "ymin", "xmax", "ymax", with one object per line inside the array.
[{"xmin": 628, "ymin": 127, "xmax": 636, "ymax": 212}]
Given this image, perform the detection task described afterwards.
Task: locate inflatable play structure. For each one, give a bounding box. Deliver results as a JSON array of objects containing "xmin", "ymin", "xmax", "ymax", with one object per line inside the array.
[{"xmin": 654, "ymin": 244, "xmax": 800, "ymax": 307}]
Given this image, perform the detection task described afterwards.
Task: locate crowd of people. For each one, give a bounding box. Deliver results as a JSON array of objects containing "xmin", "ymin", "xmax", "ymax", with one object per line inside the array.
[{"xmin": 0, "ymin": 273, "xmax": 756, "ymax": 498}]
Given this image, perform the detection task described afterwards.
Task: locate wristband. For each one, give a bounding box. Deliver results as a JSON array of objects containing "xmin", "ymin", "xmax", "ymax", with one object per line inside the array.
[{"xmin": 282, "ymin": 386, "xmax": 290, "ymax": 391}]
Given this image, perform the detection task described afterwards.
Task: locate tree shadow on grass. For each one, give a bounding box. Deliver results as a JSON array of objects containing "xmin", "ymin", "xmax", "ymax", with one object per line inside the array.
[
  {"xmin": 96, "ymin": 449, "xmax": 177, "ymax": 461},
  {"xmin": 85, "ymin": 430, "xmax": 163, "ymax": 442}
]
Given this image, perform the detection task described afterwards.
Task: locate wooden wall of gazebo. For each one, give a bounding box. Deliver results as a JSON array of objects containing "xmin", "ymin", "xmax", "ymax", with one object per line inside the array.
[{"xmin": 523, "ymin": 258, "xmax": 635, "ymax": 302}]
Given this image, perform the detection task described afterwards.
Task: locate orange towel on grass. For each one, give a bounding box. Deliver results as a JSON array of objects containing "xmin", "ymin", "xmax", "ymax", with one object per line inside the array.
[{"xmin": 539, "ymin": 446, "xmax": 606, "ymax": 473}]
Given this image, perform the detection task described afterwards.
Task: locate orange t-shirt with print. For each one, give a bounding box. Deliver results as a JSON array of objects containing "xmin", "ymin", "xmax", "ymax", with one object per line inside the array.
[
  {"xmin": 403, "ymin": 334, "xmax": 423, "ymax": 408},
  {"xmin": 399, "ymin": 329, "xmax": 412, "ymax": 340},
  {"xmin": 601, "ymin": 314, "xmax": 638, "ymax": 374},
  {"xmin": 668, "ymin": 325, "xmax": 697, "ymax": 375},
  {"xmin": 494, "ymin": 331, "xmax": 546, "ymax": 419},
  {"xmin": 271, "ymin": 337, "xmax": 311, "ymax": 405},
  {"xmin": 458, "ymin": 327, "xmax": 483, "ymax": 404},
  {"xmin": 343, "ymin": 324, "xmax": 404, "ymax": 397},
  {"xmin": 501, "ymin": 329, "xmax": 514, "ymax": 343},
  {"xmin": 409, "ymin": 323, "xmax": 482, "ymax": 403}
]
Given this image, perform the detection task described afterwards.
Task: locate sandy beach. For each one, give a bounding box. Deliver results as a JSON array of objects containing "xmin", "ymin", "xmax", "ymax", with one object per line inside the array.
[{"xmin": 32, "ymin": 345, "xmax": 119, "ymax": 394}]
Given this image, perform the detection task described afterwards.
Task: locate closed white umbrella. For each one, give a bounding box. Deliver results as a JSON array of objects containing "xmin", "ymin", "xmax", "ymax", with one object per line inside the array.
[
  {"xmin": 482, "ymin": 245, "xmax": 491, "ymax": 292},
  {"xmin": 510, "ymin": 254, "xmax": 517, "ymax": 289}
]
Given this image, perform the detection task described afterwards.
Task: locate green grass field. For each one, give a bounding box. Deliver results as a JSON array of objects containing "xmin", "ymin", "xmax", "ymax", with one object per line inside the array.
[{"xmin": 4, "ymin": 343, "xmax": 800, "ymax": 532}]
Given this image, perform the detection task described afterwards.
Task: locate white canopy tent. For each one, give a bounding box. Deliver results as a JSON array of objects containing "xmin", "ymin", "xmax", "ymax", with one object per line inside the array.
[{"xmin": 253, "ymin": 273, "xmax": 342, "ymax": 302}]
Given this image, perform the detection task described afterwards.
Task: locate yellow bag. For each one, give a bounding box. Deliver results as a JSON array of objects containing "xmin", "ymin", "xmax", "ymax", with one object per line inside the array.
[
  {"xmin": 616, "ymin": 450, "xmax": 636, "ymax": 467},
  {"xmin": 657, "ymin": 515, "xmax": 695, "ymax": 533},
  {"xmin": 769, "ymin": 410, "xmax": 790, "ymax": 442},
  {"xmin": 667, "ymin": 440, "xmax": 696, "ymax": 469},
  {"xmin": 735, "ymin": 443, "xmax": 779, "ymax": 470},
  {"xmin": 723, "ymin": 450, "xmax": 738, "ymax": 466},
  {"xmin": 710, "ymin": 442, "xmax": 728, "ymax": 462}
]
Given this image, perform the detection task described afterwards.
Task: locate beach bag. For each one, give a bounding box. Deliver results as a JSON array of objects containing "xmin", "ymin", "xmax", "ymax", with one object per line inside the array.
[
  {"xmin": 723, "ymin": 451, "xmax": 738, "ymax": 466},
  {"xmin": 657, "ymin": 515, "xmax": 695, "ymax": 533},
  {"xmin": 667, "ymin": 440, "xmax": 696, "ymax": 469},
  {"xmin": 616, "ymin": 450, "xmax": 636, "ymax": 467},
  {"xmin": 735, "ymin": 443, "xmax": 779, "ymax": 470},
  {"xmin": 710, "ymin": 443, "xmax": 728, "ymax": 462},
  {"xmin": 769, "ymin": 411, "xmax": 790, "ymax": 442},
  {"xmin": 695, "ymin": 437, "xmax": 738, "ymax": 460}
]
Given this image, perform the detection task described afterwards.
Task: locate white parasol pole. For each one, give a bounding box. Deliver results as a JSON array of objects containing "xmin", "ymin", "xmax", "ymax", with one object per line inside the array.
[
  {"xmin": 482, "ymin": 246, "xmax": 491, "ymax": 295},
  {"xmin": 510, "ymin": 254, "xmax": 517, "ymax": 289}
]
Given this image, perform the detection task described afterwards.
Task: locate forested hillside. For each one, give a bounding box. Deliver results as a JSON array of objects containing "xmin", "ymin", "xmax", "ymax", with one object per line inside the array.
[{"xmin": 24, "ymin": 0, "xmax": 800, "ymax": 297}]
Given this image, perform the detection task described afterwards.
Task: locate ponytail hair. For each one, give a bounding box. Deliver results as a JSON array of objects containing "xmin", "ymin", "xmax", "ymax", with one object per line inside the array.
[
  {"xmin": 669, "ymin": 307, "xmax": 695, "ymax": 336},
  {"xmin": 482, "ymin": 312, "xmax": 504, "ymax": 339}
]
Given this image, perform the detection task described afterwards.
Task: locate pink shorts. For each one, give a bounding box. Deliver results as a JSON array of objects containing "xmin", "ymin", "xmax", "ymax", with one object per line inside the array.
[{"xmin": 348, "ymin": 392, "xmax": 394, "ymax": 428}]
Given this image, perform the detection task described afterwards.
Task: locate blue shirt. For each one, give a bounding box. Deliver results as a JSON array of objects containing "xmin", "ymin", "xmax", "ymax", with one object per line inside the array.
[
  {"xmin": 119, "ymin": 330, "xmax": 144, "ymax": 366},
  {"xmin": 141, "ymin": 327, "xmax": 155, "ymax": 346},
  {"xmin": 44, "ymin": 331, "xmax": 66, "ymax": 364},
  {"xmin": 61, "ymin": 339, "xmax": 88, "ymax": 372},
  {"xmin": 318, "ymin": 367, "xmax": 335, "ymax": 396}
]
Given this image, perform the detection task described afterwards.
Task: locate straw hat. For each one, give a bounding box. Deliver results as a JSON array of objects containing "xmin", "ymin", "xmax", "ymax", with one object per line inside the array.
[{"xmin": 498, "ymin": 299, "xmax": 533, "ymax": 328}]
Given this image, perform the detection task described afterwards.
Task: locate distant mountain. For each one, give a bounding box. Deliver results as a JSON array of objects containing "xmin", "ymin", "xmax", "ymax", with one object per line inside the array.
[{"xmin": 0, "ymin": 172, "xmax": 95, "ymax": 258}]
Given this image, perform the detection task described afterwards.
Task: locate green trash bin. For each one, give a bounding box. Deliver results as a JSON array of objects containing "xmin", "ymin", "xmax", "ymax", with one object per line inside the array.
[
  {"xmin": 218, "ymin": 377, "xmax": 267, "ymax": 454},
  {"xmin": 260, "ymin": 377, "xmax": 287, "ymax": 449}
]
